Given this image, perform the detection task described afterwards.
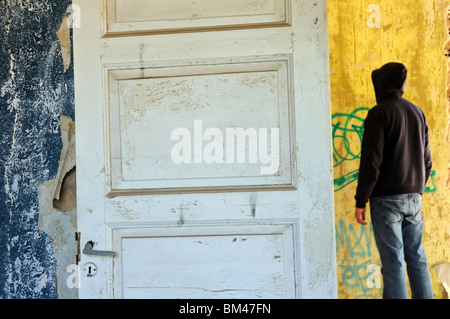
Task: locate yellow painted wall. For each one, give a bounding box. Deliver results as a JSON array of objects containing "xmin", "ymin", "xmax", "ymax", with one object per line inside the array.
[{"xmin": 328, "ymin": 0, "xmax": 450, "ymax": 299}]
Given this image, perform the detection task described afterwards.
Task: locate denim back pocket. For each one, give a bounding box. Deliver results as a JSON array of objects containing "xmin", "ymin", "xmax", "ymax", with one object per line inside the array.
[
  {"xmin": 375, "ymin": 198, "xmax": 405, "ymax": 224},
  {"xmin": 413, "ymin": 197, "xmax": 422, "ymax": 213},
  {"xmin": 409, "ymin": 197, "xmax": 423, "ymax": 223}
]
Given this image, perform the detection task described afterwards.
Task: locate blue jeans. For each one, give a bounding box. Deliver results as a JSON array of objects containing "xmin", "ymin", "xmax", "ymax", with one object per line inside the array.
[{"xmin": 370, "ymin": 193, "xmax": 433, "ymax": 299}]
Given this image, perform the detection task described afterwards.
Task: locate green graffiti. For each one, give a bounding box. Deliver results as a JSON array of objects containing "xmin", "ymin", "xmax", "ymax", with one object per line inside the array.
[
  {"xmin": 332, "ymin": 107, "xmax": 369, "ymax": 192},
  {"xmin": 332, "ymin": 107, "xmax": 436, "ymax": 193},
  {"xmin": 425, "ymin": 170, "xmax": 437, "ymax": 193},
  {"xmin": 334, "ymin": 170, "xmax": 360, "ymax": 192}
]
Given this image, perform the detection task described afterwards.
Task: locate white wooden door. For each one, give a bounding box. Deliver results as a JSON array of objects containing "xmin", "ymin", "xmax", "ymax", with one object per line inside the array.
[{"xmin": 73, "ymin": 0, "xmax": 336, "ymax": 299}]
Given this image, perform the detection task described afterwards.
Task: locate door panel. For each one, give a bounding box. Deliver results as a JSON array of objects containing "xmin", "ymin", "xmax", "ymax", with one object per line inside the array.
[
  {"xmin": 74, "ymin": 0, "xmax": 336, "ymax": 299},
  {"xmin": 114, "ymin": 223, "xmax": 295, "ymax": 298},
  {"xmin": 107, "ymin": 56, "xmax": 295, "ymax": 194},
  {"xmin": 104, "ymin": 0, "xmax": 290, "ymax": 36}
]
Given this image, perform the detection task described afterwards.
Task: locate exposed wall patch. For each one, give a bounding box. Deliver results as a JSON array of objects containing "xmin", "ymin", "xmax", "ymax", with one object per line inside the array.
[
  {"xmin": 37, "ymin": 116, "xmax": 77, "ymax": 298},
  {"xmin": 56, "ymin": 15, "xmax": 72, "ymax": 73}
]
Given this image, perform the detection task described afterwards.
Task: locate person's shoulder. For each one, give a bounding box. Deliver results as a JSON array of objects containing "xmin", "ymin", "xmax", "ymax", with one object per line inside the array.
[
  {"xmin": 398, "ymin": 97, "xmax": 426, "ymax": 117},
  {"xmin": 367, "ymin": 104, "xmax": 387, "ymax": 118},
  {"xmin": 364, "ymin": 105, "xmax": 387, "ymax": 126},
  {"xmin": 394, "ymin": 96, "xmax": 419, "ymax": 108}
]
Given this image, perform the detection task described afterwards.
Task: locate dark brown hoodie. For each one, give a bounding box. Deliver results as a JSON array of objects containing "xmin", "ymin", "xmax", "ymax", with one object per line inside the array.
[{"xmin": 354, "ymin": 62, "xmax": 432, "ymax": 208}]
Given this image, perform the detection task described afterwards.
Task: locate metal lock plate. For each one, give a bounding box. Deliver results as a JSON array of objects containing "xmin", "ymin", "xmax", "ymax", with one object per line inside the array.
[{"xmin": 83, "ymin": 262, "xmax": 97, "ymax": 277}]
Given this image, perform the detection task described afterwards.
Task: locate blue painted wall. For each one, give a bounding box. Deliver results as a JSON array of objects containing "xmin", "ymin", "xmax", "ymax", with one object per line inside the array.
[{"xmin": 0, "ymin": 0, "xmax": 74, "ymax": 298}]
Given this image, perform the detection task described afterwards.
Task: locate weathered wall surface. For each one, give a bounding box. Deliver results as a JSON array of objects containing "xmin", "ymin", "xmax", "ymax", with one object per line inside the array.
[
  {"xmin": 328, "ymin": 1, "xmax": 450, "ymax": 299},
  {"xmin": 0, "ymin": 0, "xmax": 75, "ymax": 298}
]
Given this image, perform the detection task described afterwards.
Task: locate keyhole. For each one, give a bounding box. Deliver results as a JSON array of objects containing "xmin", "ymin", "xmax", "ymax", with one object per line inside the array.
[{"xmin": 83, "ymin": 262, "xmax": 97, "ymax": 277}]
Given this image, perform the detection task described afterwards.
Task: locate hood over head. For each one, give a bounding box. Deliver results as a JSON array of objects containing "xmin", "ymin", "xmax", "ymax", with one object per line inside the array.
[{"xmin": 371, "ymin": 62, "xmax": 407, "ymax": 103}]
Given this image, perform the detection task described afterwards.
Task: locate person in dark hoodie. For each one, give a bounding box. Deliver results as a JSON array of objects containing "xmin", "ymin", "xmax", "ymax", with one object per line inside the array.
[{"xmin": 354, "ymin": 62, "xmax": 433, "ymax": 299}]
